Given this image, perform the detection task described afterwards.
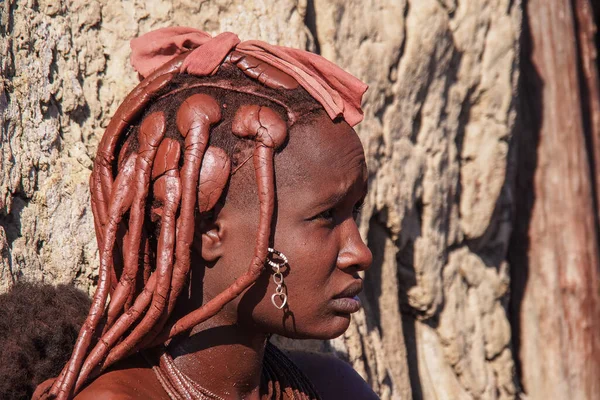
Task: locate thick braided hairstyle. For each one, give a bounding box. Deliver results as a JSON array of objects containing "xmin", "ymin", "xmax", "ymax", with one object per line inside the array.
[{"xmin": 45, "ymin": 51, "xmax": 324, "ymax": 399}]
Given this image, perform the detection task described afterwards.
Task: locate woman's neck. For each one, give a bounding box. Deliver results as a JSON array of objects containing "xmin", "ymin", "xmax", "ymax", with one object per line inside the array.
[{"xmin": 166, "ymin": 314, "xmax": 268, "ymax": 400}]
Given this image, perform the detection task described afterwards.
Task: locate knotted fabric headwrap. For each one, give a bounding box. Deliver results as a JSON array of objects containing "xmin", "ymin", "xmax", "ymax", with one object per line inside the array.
[{"xmin": 130, "ymin": 26, "xmax": 368, "ymax": 127}]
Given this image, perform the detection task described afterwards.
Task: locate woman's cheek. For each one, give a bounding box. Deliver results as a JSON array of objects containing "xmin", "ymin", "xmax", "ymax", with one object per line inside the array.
[
  {"xmin": 296, "ymin": 229, "xmax": 337, "ymax": 267},
  {"xmin": 280, "ymin": 220, "xmax": 329, "ymax": 251}
]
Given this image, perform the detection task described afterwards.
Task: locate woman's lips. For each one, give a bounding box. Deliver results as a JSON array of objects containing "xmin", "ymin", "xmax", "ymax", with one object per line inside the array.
[
  {"xmin": 330, "ymin": 280, "xmax": 363, "ymax": 313},
  {"xmin": 330, "ymin": 295, "xmax": 361, "ymax": 313}
]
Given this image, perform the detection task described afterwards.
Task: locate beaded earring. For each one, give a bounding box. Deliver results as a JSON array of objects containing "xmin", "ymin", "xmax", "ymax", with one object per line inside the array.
[{"xmin": 266, "ymin": 248, "xmax": 288, "ymax": 309}]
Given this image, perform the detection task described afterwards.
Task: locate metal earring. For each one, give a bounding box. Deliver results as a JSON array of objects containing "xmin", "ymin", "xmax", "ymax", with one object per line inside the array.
[{"xmin": 267, "ymin": 247, "xmax": 288, "ymax": 309}]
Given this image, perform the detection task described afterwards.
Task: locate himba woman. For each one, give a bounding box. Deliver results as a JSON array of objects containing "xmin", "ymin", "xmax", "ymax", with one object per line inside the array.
[{"xmin": 32, "ymin": 26, "xmax": 378, "ymax": 400}]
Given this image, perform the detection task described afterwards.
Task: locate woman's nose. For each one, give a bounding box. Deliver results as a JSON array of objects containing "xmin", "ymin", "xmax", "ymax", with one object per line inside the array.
[{"xmin": 336, "ymin": 222, "xmax": 373, "ymax": 272}]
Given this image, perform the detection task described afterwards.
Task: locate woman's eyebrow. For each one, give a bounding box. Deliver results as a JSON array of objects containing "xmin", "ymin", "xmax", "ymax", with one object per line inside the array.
[
  {"xmin": 310, "ymin": 173, "xmax": 369, "ymax": 208},
  {"xmin": 312, "ymin": 186, "xmax": 350, "ymax": 209}
]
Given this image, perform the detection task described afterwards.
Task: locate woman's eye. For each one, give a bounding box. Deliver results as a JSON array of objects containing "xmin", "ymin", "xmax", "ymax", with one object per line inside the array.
[
  {"xmin": 352, "ymin": 201, "xmax": 364, "ymax": 219},
  {"xmin": 316, "ymin": 208, "xmax": 335, "ymax": 221}
]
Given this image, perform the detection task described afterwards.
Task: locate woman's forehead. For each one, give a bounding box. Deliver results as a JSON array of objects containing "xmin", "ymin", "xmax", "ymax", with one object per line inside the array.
[
  {"xmin": 275, "ymin": 113, "xmax": 367, "ymax": 191},
  {"xmin": 223, "ymin": 112, "xmax": 366, "ymax": 210}
]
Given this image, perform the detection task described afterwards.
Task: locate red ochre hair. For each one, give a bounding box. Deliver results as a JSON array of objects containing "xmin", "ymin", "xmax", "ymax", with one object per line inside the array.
[{"xmin": 43, "ymin": 51, "xmax": 327, "ymax": 399}]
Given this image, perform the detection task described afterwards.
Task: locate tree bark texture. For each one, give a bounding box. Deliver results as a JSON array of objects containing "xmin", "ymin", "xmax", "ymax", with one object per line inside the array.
[
  {"xmin": 510, "ymin": 1, "xmax": 600, "ymax": 399},
  {"xmin": 0, "ymin": 1, "xmax": 521, "ymax": 399}
]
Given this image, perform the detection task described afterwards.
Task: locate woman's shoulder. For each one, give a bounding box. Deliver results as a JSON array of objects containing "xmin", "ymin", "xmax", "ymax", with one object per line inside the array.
[
  {"xmin": 286, "ymin": 350, "xmax": 380, "ymax": 400},
  {"xmin": 75, "ymin": 355, "xmax": 168, "ymax": 400}
]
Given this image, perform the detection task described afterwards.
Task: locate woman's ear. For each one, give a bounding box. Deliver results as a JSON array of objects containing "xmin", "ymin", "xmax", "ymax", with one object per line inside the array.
[{"xmin": 199, "ymin": 218, "xmax": 224, "ymax": 262}]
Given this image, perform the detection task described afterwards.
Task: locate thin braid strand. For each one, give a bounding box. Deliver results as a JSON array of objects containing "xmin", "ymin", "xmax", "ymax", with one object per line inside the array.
[
  {"xmin": 72, "ymin": 112, "xmax": 167, "ymax": 391},
  {"xmin": 105, "ymin": 112, "xmax": 168, "ymax": 329},
  {"xmin": 74, "ymin": 272, "xmax": 159, "ymax": 392}
]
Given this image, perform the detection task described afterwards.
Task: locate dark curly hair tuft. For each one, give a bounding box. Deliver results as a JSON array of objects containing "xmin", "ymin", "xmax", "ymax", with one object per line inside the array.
[{"xmin": 0, "ymin": 282, "xmax": 90, "ymax": 400}]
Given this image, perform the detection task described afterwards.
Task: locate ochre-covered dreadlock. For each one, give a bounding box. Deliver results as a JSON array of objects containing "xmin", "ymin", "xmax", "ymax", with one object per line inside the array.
[{"xmin": 43, "ymin": 52, "xmax": 324, "ymax": 399}]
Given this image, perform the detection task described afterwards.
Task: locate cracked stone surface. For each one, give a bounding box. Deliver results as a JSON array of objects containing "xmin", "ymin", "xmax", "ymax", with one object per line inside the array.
[{"xmin": 0, "ymin": 0, "xmax": 521, "ymax": 398}]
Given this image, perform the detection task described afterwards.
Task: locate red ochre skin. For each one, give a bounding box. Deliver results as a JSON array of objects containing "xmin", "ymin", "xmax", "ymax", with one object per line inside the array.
[{"xmin": 41, "ymin": 51, "xmax": 377, "ymax": 400}]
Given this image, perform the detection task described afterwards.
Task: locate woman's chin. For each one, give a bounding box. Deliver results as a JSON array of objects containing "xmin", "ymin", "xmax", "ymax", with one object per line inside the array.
[
  {"xmin": 316, "ymin": 314, "xmax": 352, "ymax": 339},
  {"xmin": 275, "ymin": 313, "xmax": 352, "ymax": 340}
]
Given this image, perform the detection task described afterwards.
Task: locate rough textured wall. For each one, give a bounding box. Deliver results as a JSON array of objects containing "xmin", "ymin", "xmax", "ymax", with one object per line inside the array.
[{"xmin": 0, "ymin": 1, "xmax": 521, "ymax": 399}]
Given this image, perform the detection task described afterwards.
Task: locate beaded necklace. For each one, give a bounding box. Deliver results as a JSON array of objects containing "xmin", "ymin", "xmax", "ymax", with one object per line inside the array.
[{"xmin": 147, "ymin": 342, "xmax": 321, "ymax": 400}]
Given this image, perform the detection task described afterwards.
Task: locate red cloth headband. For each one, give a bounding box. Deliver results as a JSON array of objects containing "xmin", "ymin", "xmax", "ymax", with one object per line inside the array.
[{"xmin": 130, "ymin": 27, "xmax": 368, "ymax": 127}]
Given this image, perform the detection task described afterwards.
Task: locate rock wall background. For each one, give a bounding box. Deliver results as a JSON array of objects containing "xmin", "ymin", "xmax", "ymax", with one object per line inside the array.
[{"xmin": 0, "ymin": 1, "xmax": 521, "ymax": 399}]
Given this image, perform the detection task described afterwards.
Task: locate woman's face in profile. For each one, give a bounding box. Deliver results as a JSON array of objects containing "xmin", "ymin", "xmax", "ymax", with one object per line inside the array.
[{"xmin": 198, "ymin": 111, "xmax": 372, "ymax": 340}]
